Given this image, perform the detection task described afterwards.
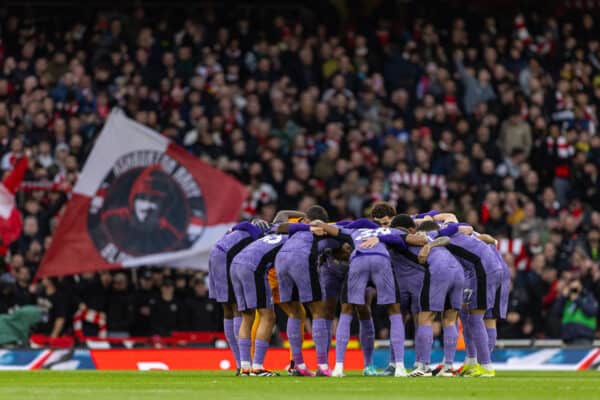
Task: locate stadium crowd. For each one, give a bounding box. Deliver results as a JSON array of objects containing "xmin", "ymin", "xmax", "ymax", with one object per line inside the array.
[{"xmin": 0, "ymin": 3, "xmax": 599, "ymax": 343}]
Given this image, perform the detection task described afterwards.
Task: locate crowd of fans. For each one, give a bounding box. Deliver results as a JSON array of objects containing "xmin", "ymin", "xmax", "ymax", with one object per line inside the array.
[{"xmin": 0, "ymin": 3, "xmax": 599, "ymax": 344}]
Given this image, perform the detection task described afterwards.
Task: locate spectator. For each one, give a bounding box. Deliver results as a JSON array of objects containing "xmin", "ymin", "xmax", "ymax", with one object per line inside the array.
[
  {"xmin": 552, "ymin": 279, "xmax": 598, "ymax": 345},
  {"xmin": 131, "ymin": 269, "xmax": 157, "ymax": 336},
  {"xmin": 150, "ymin": 279, "xmax": 179, "ymax": 336},
  {"xmin": 184, "ymin": 275, "xmax": 221, "ymax": 331},
  {"xmin": 35, "ymin": 278, "xmax": 67, "ymax": 338},
  {"xmin": 498, "ymin": 109, "xmax": 532, "ymax": 159},
  {"xmin": 105, "ymin": 273, "xmax": 133, "ymax": 337}
]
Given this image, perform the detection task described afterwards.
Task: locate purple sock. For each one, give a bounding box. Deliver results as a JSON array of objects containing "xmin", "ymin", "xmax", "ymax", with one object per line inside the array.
[
  {"xmin": 238, "ymin": 337, "xmax": 252, "ymax": 366},
  {"xmin": 359, "ymin": 319, "xmax": 375, "ymax": 366},
  {"xmin": 326, "ymin": 319, "xmax": 333, "ymax": 353},
  {"xmin": 460, "ymin": 310, "xmax": 477, "ymax": 358},
  {"xmin": 486, "ymin": 327, "xmax": 497, "ymax": 356},
  {"xmin": 335, "ymin": 314, "xmax": 352, "ymax": 363},
  {"xmin": 443, "ymin": 324, "xmax": 458, "ymax": 365},
  {"xmin": 468, "ymin": 313, "xmax": 491, "ymax": 365},
  {"xmin": 224, "ymin": 318, "xmax": 240, "ymax": 368},
  {"xmin": 389, "ymin": 314, "xmax": 405, "ymax": 367},
  {"xmin": 252, "ymin": 339, "xmax": 269, "ymax": 366},
  {"xmin": 287, "ymin": 317, "xmax": 304, "ymax": 365},
  {"xmin": 312, "ymin": 318, "xmax": 329, "ymax": 366},
  {"xmin": 389, "ymin": 346, "xmax": 395, "ymax": 364},
  {"xmin": 415, "ymin": 324, "xmax": 433, "ymax": 366}
]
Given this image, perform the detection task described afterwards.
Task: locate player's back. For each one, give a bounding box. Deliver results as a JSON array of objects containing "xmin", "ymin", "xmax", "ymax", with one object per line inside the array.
[
  {"xmin": 447, "ymin": 233, "xmax": 501, "ymax": 273},
  {"xmin": 279, "ymin": 229, "xmax": 313, "ymax": 254},
  {"xmin": 234, "ymin": 233, "xmax": 289, "ymax": 270},
  {"xmin": 347, "ymin": 227, "xmax": 397, "ymax": 260},
  {"xmin": 214, "ymin": 229, "xmax": 253, "ymax": 253}
]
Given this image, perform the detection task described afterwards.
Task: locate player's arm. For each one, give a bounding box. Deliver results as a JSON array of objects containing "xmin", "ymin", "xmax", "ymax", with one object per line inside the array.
[
  {"xmin": 362, "ymin": 234, "xmax": 406, "ymax": 250},
  {"xmin": 418, "ymin": 236, "xmax": 451, "ymax": 264},
  {"xmin": 276, "ymin": 222, "xmax": 324, "ymax": 236},
  {"xmin": 415, "ymin": 210, "xmax": 440, "ymax": 219},
  {"xmin": 232, "ymin": 221, "xmax": 263, "ymax": 238},
  {"xmin": 437, "ymin": 222, "xmax": 459, "ymax": 237},
  {"xmin": 275, "ymin": 223, "xmax": 291, "ymax": 234},
  {"xmin": 405, "ymin": 233, "xmax": 428, "ymax": 246},
  {"xmin": 457, "ymin": 222, "xmax": 474, "ymax": 235},
  {"xmin": 272, "ymin": 210, "xmax": 307, "ymax": 224},
  {"xmin": 476, "ymin": 233, "xmax": 497, "ymax": 245},
  {"xmin": 433, "ymin": 213, "xmax": 458, "ymax": 223}
]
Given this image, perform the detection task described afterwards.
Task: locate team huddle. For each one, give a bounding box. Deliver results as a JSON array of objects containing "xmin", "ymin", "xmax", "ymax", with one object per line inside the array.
[{"xmin": 208, "ymin": 203, "xmax": 510, "ymax": 378}]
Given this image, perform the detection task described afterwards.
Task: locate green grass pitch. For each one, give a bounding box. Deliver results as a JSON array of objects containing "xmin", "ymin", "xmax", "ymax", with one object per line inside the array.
[{"xmin": 0, "ymin": 371, "xmax": 598, "ymax": 400}]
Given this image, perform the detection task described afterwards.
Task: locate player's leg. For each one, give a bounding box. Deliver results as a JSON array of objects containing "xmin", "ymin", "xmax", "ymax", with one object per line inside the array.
[
  {"xmin": 238, "ymin": 309, "xmax": 255, "ymax": 375},
  {"xmin": 230, "ymin": 262, "xmax": 254, "ymax": 375},
  {"xmin": 250, "ymin": 310, "xmax": 260, "ymax": 359},
  {"xmin": 410, "ymin": 311, "xmax": 435, "ymax": 377},
  {"xmin": 275, "ymin": 261, "xmax": 311, "ymax": 376},
  {"xmin": 283, "ymin": 300, "xmax": 313, "ymax": 376},
  {"xmin": 439, "ymin": 309, "xmax": 459, "ymax": 377},
  {"xmin": 437, "ymin": 267, "xmax": 464, "ymax": 376},
  {"xmin": 372, "ymin": 258, "xmax": 406, "ymax": 377},
  {"xmin": 459, "ymin": 306, "xmax": 477, "ymax": 371},
  {"xmin": 467, "ymin": 309, "xmax": 494, "ymax": 377},
  {"xmin": 484, "ymin": 317, "xmax": 497, "ymax": 356},
  {"xmin": 382, "ymin": 279, "xmax": 410, "ymax": 376},
  {"xmin": 333, "ymin": 303, "xmax": 353, "ymax": 377},
  {"xmin": 269, "ymin": 266, "xmax": 304, "ymax": 372},
  {"xmin": 355, "ymin": 304, "xmax": 376, "ymax": 376},
  {"xmin": 469, "ymin": 268, "xmax": 501, "ymax": 378},
  {"xmin": 307, "ymin": 300, "xmax": 331, "ymax": 376},
  {"xmin": 324, "ymin": 297, "xmax": 337, "ymax": 353},
  {"xmin": 249, "ymin": 270, "xmax": 278, "ymax": 376},
  {"xmin": 333, "ymin": 265, "xmax": 366, "ymax": 378},
  {"xmin": 211, "ymin": 249, "xmax": 240, "ymax": 373},
  {"xmin": 299, "ymin": 258, "xmax": 330, "ymax": 376},
  {"xmin": 484, "ymin": 269, "xmax": 507, "ymax": 357},
  {"xmin": 251, "ymin": 307, "xmax": 277, "ymax": 376},
  {"xmin": 222, "ymin": 303, "xmax": 241, "ymax": 372},
  {"xmin": 386, "ymin": 302, "xmax": 407, "ymax": 377}
]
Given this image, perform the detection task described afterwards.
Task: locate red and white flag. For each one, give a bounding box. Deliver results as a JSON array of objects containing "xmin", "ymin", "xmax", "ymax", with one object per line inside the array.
[{"xmin": 36, "ymin": 109, "xmax": 247, "ymax": 278}]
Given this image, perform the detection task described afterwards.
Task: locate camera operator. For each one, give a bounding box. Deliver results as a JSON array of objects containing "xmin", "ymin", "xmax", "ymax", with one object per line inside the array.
[{"xmin": 552, "ymin": 279, "xmax": 598, "ymax": 345}]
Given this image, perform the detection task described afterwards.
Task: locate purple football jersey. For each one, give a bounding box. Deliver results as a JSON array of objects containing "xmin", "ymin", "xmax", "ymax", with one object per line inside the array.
[{"xmin": 233, "ymin": 233, "xmax": 289, "ymax": 271}]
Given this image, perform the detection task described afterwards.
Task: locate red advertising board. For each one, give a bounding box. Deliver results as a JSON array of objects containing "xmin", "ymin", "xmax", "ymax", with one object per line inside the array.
[{"xmin": 90, "ymin": 349, "xmax": 366, "ymax": 370}]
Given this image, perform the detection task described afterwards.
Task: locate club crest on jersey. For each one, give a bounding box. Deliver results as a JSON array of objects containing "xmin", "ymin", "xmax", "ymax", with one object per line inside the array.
[{"xmin": 87, "ymin": 150, "xmax": 207, "ymax": 263}]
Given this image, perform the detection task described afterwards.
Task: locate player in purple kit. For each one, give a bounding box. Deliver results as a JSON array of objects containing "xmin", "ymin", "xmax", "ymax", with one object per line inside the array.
[
  {"xmin": 440, "ymin": 221, "xmax": 504, "ymax": 378},
  {"xmin": 230, "ymin": 228, "xmax": 288, "ymax": 376},
  {"xmin": 371, "ymin": 216, "xmax": 464, "ymax": 377},
  {"xmin": 273, "ymin": 205, "xmax": 351, "ymax": 376},
  {"xmin": 208, "ymin": 219, "xmax": 269, "ymax": 374},
  {"xmin": 483, "ymin": 239, "xmax": 510, "ymax": 361},
  {"xmin": 453, "ymin": 224, "xmax": 509, "ymax": 375}
]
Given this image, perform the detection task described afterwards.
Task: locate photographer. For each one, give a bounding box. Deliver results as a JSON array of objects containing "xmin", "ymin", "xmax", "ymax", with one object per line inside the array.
[{"xmin": 552, "ymin": 279, "xmax": 598, "ymax": 345}]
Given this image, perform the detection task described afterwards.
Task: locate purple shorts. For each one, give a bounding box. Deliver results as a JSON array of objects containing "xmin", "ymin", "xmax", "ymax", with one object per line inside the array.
[
  {"xmin": 342, "ymin": 255, "xmax": 398, "ymax": 305},
  {"xmin": 395, "ymin": 263, "xmax": 463, "ymax": 314},
  {"xmin": 395, "ymin": 269, "xmax": 423, "ymax": 315},
  {"xmin": 275, "ymin": 250, "xmax": 322, "ymax": 303},
  {"xmin": 208, "ymin": 246, "xmax": 235, "ymax": 303},
  {"xmin": 464, "ymin": 267, "xmax": 502, "ymax": 311},
  {"xmin": 319, "ymin": 262, "xmax": 346, "ymax": 300},
  {"xmin": 485, "ymin": 263, "xmax": 510, "ymax": 319},
  {"xmin": 230, "ymin": 260, "xmax": 272, "ymax": 311},
  {"xmin": 208, "ymin": 237, "xmax": 254, "ymax": 303},
  {"xmin": 425, "ymin": 263, "xmax": 464, "ymax": 312}
]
